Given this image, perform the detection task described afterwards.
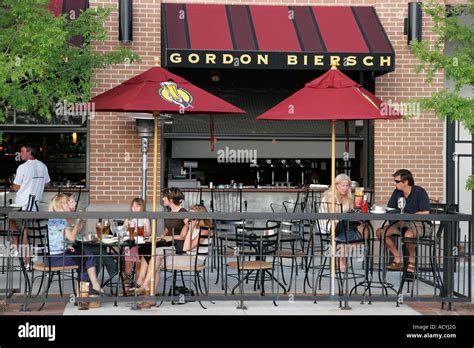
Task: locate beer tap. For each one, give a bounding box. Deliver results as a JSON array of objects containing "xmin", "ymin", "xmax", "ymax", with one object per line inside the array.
[
  {"xmin": 250, "ymin": 159, "xmax": 260, "ymax": 188},
  {"xmin": 266, "ymin": 160, "xmax": 274, "ymax": 186},
  {"xmin": 295, "ymin": 159, "xmax": 304, "ymax": 186},
  {"xmin": 281, "ymin": 159, "xmax": 289, "ymax": 186}
]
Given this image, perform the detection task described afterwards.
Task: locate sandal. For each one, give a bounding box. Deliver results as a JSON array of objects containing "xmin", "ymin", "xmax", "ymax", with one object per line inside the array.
[
  {"xmin": 133, "ymin": 287, "xmax": 149, "ymax": 296},
  {"xmin": 406, "ymin": 261, "xmax": 416, "ymax": 273},
  {"xmin": 386, "ymin": 260, "xmax": 403, "ymax": 271},
  {"xmin": 126, "ymin": 285, "xmax": 142, "ymax": 294},
  {"xmin": 137, "ymin": 301, "xmax": 156, "ymax": 309},
  {"xmin": 90, "ymin": 288, "xmax": 112, "ymax": 297}
]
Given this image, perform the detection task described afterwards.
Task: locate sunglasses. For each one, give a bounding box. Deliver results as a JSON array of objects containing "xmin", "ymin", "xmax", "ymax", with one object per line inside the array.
[{"xmin": 394, "ymin": 179, "xmax": 403, "ymax": 183}]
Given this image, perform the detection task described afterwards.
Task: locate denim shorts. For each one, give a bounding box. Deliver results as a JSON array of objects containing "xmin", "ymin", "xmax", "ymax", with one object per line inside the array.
[{"xmin": 336, "ymin": 229, "xmax": 363, "ymax": 242}]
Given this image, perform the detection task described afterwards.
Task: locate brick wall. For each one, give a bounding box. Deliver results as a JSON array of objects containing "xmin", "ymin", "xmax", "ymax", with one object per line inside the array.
[
  {"xmin": 90, "ymin": 0, "xmax": 162, "ymax": 204},
  {"xmin": 90, "ymin": 0, "xmax": 453, "ymax": 205}
]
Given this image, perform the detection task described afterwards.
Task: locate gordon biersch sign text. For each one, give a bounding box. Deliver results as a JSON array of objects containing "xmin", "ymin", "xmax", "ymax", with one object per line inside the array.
[{"xmin": 164, "ymin": 50, "xmax": 394, "ymax": 71}]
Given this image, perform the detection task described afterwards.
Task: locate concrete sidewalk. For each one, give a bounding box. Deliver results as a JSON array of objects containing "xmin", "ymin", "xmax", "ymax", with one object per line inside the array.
[{"xmin": 61, "ymin": 299, "xmax": 421, "ymax": 315}]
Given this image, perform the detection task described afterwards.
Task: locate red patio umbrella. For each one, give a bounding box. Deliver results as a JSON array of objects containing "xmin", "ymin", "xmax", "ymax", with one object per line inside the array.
[
  {"xmin": 91, "ymin": 66, "xmax": 245, "ymax": 295},
  {"xmin": 257, "ymin": 65, "xmax": 401, "ymax": 294},
  {"xmin": 92, "ymin": 67, "xmax": 244, "ymax": 114}
]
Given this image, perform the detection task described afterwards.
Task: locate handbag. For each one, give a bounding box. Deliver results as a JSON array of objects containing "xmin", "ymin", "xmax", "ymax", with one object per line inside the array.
[
  {"xmin": 169, "ymin": 285, "xmax": 195, "ymax": 304},
  {"xmin": 155, "ymin": 239, "xmax": 184, "ymax": 254},
  {"xmin": 155, "ymin": 239, "xmax": 173, "ymax": 248}
]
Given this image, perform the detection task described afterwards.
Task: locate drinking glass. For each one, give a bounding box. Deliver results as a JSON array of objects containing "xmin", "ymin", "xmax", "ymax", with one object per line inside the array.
[
  {"xmin": 398, "ymin": 197, "xmax": 406, "ymax": 213},
  {"xmin": 110, "ymin": 220, "xmax": 118, "ymax": 236},
  {"xmin": 116, "ymin": 226, "xmax": 125, "ymax": 243},
  {"xmin": 95, "ymin": 222, "xmax": 104, "ymax": 240},
  {"xmin": 128, "ymin": 220, "xmax": 136, "ymax": 241},
  {"xmin": 137, "ymin": 220, "xmax": 145, "ymax": 237},
  {"xmin": 103, "ymin": 219, "xmax": 110, "ymax": 236}
]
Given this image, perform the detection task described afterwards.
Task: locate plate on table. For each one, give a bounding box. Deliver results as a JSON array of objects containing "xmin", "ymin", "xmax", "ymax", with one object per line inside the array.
[
  {"xmin": 385, "ymin": 207, "xmax": 397, "ymax": 211},
  {"xmin": 370, "ymin": 209, "xmax": 386, "ymax": 214},
  {"xmin": 102, "ymin": 237, "xmax": 118, "ymax": 244}
]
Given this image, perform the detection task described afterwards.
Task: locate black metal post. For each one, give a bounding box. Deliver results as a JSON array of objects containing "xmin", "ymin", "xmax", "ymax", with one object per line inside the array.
[{"xmin": 119, "ymin": 0, "xmax": 133, "ymax": 42}]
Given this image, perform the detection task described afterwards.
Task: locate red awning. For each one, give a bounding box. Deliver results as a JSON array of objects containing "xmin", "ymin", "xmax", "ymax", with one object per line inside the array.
[
  {"xmin": 49, "ymin": 0, "xmax": 88, "ymax": 17},
  {"xmin": 49, "ymin": 0, "xmax": 88, "ymax": 47},
  {"xmin": 162, "ymin": 4, "xmax": 395, "ymax": 73}
]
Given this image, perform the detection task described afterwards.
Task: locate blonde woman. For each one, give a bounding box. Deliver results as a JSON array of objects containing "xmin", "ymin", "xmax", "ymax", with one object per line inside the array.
[
  {"xmin": 320, "ymin": 174, "xmax": 368, "ymax": 272},
  {"xmin": 47, "ymin": 194, "xmax": 103, "ymax": 294}
]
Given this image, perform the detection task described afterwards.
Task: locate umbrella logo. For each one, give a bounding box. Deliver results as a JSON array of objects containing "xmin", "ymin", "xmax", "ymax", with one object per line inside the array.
[{"xmin": 158, "ymin": 81, "xmax": 193, "ymax": 109}]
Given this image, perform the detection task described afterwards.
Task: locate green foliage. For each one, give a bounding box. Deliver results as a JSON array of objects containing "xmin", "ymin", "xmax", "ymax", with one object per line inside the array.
[
  {"xmin": 0, "ymin": 0, "xmax": 140, "ymax": 122},
  {"xmin": 410, "ymin": 0, "xmax": 473, "ymax": 131},
  {"xmin": 410, "ymin": 0, "xmax": 473, "ymax": 190},
  {"xmin": 466, "ymin": 175, "xmax": 474, "ymax": 190}
]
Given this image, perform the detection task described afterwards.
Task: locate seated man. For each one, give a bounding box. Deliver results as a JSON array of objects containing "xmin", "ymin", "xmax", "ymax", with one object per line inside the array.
[{"xmin": 376, "ymin": 169, "xmax": 430, "ymax": 273}]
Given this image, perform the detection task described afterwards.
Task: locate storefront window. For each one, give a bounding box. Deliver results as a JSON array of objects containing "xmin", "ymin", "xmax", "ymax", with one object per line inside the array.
[
  {"xmin": 3, "ymin": 108, "xmax": 86, "ymax": 125},
  {"xmin": 0, "ymin": 132, "xmax": 87, "ymax": 186}
]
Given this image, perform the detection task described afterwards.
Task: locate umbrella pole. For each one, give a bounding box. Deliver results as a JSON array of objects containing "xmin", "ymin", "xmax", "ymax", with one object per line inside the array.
[
  {"xmin": 331, "ymin": 120, "xmax": 336, "ymax": 296},
  {"xmin": 150, "ymin": 112, "xmax": 159, "ymax": 297}
]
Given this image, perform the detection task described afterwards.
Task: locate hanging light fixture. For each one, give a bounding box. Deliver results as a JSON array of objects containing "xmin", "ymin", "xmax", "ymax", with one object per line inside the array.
[
  {"xmin": 404, "ymin": 2, "xmax": 422, "ymax": 45},
  {"xmin": 72, "ymin": 131, "xmax": 78, "ymax": 144},
  {"xmin": 119, "ymin": 0, "xmax": 133, "ymax": 43}
]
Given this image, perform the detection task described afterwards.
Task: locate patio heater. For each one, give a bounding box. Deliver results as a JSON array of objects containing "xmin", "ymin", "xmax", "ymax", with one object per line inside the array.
[{"xmin": 135, "ymin": 119, "xmax": 153, "ymax": 201}]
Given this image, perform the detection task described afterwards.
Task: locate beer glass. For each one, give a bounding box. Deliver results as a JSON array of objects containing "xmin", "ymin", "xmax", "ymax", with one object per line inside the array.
[
  {"xmin": 137, "ymin": 221, "xmax": 145, "ymax": 237},
  {"xmin": 95, "ymin": 222, "xmax": 104, "ymax": 240},
  {"xmin": 78, "ymin": 281, "xmax": 90, "ymax": 310},
  {"xmin": 128, "ymin": 220, "xmax": 135, "ymax": 241},
  {"xmin": 103, "ymin": 220, "xmax": 110, "ymax": 236}
]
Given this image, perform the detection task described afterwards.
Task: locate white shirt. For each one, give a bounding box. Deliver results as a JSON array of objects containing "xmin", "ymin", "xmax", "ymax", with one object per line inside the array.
[{"xmin": 13, "ymin": 159, "xmax": 50, "ymax": 210}]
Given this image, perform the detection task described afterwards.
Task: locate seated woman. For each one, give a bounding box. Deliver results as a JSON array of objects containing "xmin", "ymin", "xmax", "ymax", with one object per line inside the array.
[
  {"xmin": 134, "ymin": 204, "xmax": 212, "ymax": 309},
  {"xmin": 320, "ymin": 174, "xmax": 368, "ymax": 272},
  {"xmin": 47, "ymin": 194, "xmax": 103, "ymax": 295},
  {"xmin": 132, "ymin": 187, "xmax": 188, "ymax": 289}
]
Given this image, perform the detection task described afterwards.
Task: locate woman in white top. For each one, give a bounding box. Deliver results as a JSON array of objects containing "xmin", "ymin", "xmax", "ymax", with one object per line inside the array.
[
  {"xmin": 133, "ymin": 205, "xmax": 212, "ymax": 309},
  {"xmin": 319, "ymin": 174, "xmax": 354, "ymax": 234},
  {"xmin": 320, "ymin": 174, "xmax": 368, "ymax": 272}
]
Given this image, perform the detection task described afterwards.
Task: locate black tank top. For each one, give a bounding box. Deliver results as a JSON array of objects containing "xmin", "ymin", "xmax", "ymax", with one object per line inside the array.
[{"xmin": 164, "ymin": 207, "xmax": 187, "ymax": 235}]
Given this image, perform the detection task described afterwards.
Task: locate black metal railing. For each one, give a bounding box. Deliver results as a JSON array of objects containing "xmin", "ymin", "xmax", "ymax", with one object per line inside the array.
[{"xmin": 1, "ymin": 209, "xmax": 471, "ymax": 311}]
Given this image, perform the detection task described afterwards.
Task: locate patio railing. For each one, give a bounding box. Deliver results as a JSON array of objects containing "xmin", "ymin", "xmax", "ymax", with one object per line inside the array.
[{"xmin": 1, "ymin": 209, "xmax": 472, "ymax": 311}]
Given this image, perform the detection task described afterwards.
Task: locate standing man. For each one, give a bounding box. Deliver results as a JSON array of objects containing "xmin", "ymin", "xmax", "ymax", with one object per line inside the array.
[
  {"xmin": 12, "ymin": 143, "xmax": 50, "ymax": 210},
  {"xmin": 376, "ymin": 169, "xmax": 430, "ymax": 274},
  {"xmin": 10, "ymin": 144, "xmax": 50, "ymax": 261}
]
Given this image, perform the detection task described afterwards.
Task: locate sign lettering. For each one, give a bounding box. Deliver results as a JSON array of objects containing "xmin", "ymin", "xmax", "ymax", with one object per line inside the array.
[{"xmin": 165, "ymin": 50, "xmax": 394, "ymax": 71}]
